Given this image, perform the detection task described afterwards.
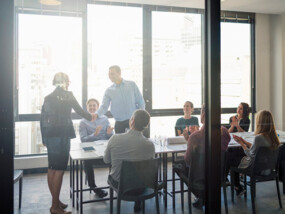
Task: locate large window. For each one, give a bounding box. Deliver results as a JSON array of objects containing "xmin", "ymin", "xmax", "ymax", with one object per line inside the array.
[
  {"xmin": 152, "ymin": 12, "xmax": 202, "ymax": 109},
  {"xmin": 87, "ymin": 5, "xmax": 143, "ymax": 103},
  {"xmin": 16, "ymin": 14, "xmax": 82, "ymax": 155},
  {"xmin": 221, "ymin": 22, "xmax": 251, "ymax": 108},
  {"xmin": 15, "ymin": 3, "xmax": 254, "ymax": 156},
  {"xmin": 18, "ymin": 14, "xmax": 82, "ymax": 114}
]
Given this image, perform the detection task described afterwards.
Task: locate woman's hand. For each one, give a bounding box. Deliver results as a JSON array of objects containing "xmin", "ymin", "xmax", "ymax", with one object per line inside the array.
[
  {"xmin": 230, "ymin": 116, "xmax": 238, "ymax": 127},
  {"xmin": 183, "ymin": 127, "xmax": 189, "ymax": 141},
  {"xmin": 233, "ymin": 135, "xmax": 248, "ymax": 149},
  {"xmin": 106, "ymin": 126, "xmax": 114, "ymax": 135},
  {"xmin": 189, "ymin": 125, "xmax": 199, "ymax": 133},
  {"xmin": 94, "ymin": 125, "xmax": 103, "ymax": 136},
  {"xmin": 233, "ymin": 135, "xmax": 243, "ymax": 144}
]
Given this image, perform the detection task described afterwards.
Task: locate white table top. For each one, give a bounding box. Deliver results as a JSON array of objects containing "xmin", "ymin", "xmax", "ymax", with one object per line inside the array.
[{"xmin": 70, "ymin": 130, "xmax": 285, "ymax": 161}]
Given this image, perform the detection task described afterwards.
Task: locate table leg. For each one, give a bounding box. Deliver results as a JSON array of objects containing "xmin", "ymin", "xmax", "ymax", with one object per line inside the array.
[
  {"xmin": 70, "ymin": 157, "xmax": 72, "ymax": 199},
  {"xmin": 172, "ymin": 153, "xmax": 175, "ymax": 209},
  {"xmin": 80, "ymin": 160, "xmax": 83, "ymax": 214},
  {"xmin": 72, "ymin": 159, "xmax": 75, "ymax": 207},
  {"xmin": 159, "ymin": 154, "xmax": 162, "ymax": 182},
  {"xmin": 76, "ymin": 160, "xmax": 79, "ymax": 210},
  {"xmin": 163, "ymin": 153, "xmax": 168, "ymax": 208}
]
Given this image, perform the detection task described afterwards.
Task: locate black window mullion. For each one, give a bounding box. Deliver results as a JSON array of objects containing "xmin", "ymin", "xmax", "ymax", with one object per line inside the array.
[{"xmin": 82, "ymin": 8, "xmax": 88, "ymax": 109}]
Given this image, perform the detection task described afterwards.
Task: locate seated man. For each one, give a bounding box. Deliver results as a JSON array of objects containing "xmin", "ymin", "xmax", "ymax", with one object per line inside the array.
[
  {"xmin": 103, "ymin": 109, "xmax": 155, "ymax": 212},
  {"xmin": 183, "ymin": 104, "xmax": 231, "ymax": 208},
  {"xmin": 79, "ymin": 98, "xmax": 114, "ymax": 198}
]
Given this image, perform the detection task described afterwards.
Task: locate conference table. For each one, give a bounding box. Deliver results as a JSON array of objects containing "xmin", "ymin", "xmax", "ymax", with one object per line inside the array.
[{"xmin": 69, "ymin": 130, "xmax": 285, "ymax": 213}]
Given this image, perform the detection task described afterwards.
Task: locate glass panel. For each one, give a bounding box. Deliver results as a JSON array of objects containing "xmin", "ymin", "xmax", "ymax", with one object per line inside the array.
[
  {"xmin": 18, "ymin": 14, "xmax": 82, "ymax": 114},
  {"xmin": 87, "ymin": 5, "xmax": 143, "ymax": 103},
  {"xmin": 152, "ymin": 12, "xmax": 202, "ymax": 109},
  {"xmin": 15, "ymin": 120, "xmax": 81, "ymax": 155},
  {"xmin": 221, "ymin": 23, "xmax": 251, "ymax": 108}
]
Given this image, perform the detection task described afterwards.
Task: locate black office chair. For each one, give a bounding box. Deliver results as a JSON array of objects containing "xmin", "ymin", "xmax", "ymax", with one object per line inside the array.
[
  {"xmin": 108, "ymin": 159, "xmax": 160, "ymax": 214},
  {"xmin": 230, "ymin": 146, "xmax": 282, "ymax": 214},
  {"xmin": 14, "ymin": 169, "xmax": 23, "ymax": 209}
]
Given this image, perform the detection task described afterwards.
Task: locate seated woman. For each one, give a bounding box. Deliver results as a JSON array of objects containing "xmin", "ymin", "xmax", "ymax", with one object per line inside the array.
[
  {"xmin": 231, "ymin": 110, "xmax": 280, "ymax": 196},
  {"xmin": 228, "ymin": 102, "xmax": 250, "ymax": 133},
  {"xmin": 79, "ymin": 98, "xmax": 114, "ymax": 198},
  {"xmin": 175, "ymin": 101, "xmax": 199, "ymax": 136}
]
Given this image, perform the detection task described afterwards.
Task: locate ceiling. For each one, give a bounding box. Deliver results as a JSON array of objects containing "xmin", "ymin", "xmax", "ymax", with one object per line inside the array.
[{"xmin": 101, "ymin": 0, "xmax": 285, "ymax": 14}]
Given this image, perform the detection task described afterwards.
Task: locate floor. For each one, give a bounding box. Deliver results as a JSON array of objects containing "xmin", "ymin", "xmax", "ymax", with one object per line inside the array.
[{"xmin": 14, "ymin": 164, "xmax": 285, "ymax": 214}]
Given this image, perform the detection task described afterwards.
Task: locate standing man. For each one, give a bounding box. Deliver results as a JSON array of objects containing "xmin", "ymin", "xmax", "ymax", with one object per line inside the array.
[{"xmin": 94, "ymin": 65, "xmax": 145, "ymax": 133}]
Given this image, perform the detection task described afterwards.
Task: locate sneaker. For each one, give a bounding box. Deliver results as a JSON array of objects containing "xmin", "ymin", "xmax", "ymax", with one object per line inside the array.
[
  {"xmin": 134, "ymin": 201, "xmax": 142, "ymax": 212},
  {"xmin": 235, "ymin": 186, "xmax": 246, "ymax": 196},
  {"xmin": 192, "ymin": 197, "xmax": 204, "ymax": 209},
  {"xmin": 93, "ymin": 189, "xmax": 108, "ymax": 198}
]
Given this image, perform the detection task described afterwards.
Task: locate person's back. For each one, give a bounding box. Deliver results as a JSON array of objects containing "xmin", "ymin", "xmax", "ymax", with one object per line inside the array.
[{"xmin": 104, "ymin": 129, "xmax": 155, "ymax": 182}]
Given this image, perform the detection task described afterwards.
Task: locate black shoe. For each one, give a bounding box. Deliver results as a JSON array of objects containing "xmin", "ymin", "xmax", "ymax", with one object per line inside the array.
[
  {"xmin": 157, "ymin": 182, "xmax": 164, "ymax": 190},
  {"xmin": 192, "ymin": 198, "xmax": 204, "ymax": 209},
  {"xmin": 225, "ymin": 178, "xmax": 231, "ymax": 186},
  {"xmin": 94, "ymin": 189, "xmax": 108, "ymax": 198},
  {"xmin": 235, "ymin": 186, "xmax": 246, "ymax": 196},
  {"xmin": 134, "ymin": 201, "xmax": 142, "ymax": 212}
]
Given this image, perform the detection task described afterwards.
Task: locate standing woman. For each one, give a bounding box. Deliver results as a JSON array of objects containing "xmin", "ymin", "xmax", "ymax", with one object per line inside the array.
[
  {"xmin": 40, "ymin": 72, "xmax": 94, "ymax": 214},
  {"xmin": 229, "ymin": 102, "xmax": 250, "ymax": 133},
  {"xmin": 175, "ymin": 101, "xmax": 199, "ymax": 136}
]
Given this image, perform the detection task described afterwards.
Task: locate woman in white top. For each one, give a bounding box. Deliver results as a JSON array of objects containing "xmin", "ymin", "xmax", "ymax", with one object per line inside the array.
[{"xmin": 232, "ymin": 110, "xmax": 280, "ymax": 196}]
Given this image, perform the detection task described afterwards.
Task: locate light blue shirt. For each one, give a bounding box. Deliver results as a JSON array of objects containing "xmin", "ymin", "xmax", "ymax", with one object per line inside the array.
[
  {"xmin": 79, "ymin": 115, "xmax": 113, "ymax": 142},
  {"xmin": 96, "ymin": 79, "xmax": 145, "ymax": 121}
]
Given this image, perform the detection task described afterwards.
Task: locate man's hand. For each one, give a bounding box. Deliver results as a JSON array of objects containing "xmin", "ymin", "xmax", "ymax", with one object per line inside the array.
[
  {"xmin": 94, "ymin": 125, "xmax": 103, "ymax": 136},
  {"xmin": 91, "ymin": 113, "xmax": 98, "ymax": 122},
  {"xmin": 106, "ymin": 126, "xmax": 114, "ymax": 135}
]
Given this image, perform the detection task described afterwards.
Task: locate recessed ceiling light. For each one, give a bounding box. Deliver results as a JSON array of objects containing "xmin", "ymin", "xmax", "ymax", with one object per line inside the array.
[{"xmin": 40, "ymin": 0, "xmax": 61, "ymax": 6}]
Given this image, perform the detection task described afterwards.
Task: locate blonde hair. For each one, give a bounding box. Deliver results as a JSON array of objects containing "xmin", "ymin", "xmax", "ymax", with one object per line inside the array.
[
  {"xmin": 52, "ymin": 72, "xmax": 69, "ymax": 89},
  {"xmin": 255, "ymin": 110, "xmax": 280, "ymax": 148}
]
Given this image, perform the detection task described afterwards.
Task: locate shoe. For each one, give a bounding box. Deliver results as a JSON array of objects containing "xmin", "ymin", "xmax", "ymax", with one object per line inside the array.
[
  {"xmin": 59, "ymin": 201, "xmax": 68, "ymax": 209},
  {"xmin": 225, "ymin": 178, "xmax": 231, "ymax": 186},
  {"xmin": 235, "ymin": 186, "xmax": 246, "ymax": 196},
  {"xmin": 134, "ymin": 201, "xmax": 142, "ymax": 212},
  {"xmin": 94, "ymin": 188, "xmax": 108, "ymax": 198},
  {"xmin": 157, "ymin": 182, "xmax": 164, "ymax": 190},
  {"xmin": 50, "ymin": 207, "xmax": 72, "ymax": 214},
  {"xmin": 192, "ymin": 198, "xmax": 204, "ymax": 209}
]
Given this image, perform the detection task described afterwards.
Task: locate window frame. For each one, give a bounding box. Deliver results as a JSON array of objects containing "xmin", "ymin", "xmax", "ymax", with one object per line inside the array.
[{"xmin": 14, "ymin": 1, "xmax": 256, "ymax": 156}]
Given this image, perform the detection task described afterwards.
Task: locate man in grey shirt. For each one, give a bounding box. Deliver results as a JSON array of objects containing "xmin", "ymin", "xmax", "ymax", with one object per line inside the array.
[{"xmin": 103, "ymin": 109, "xmax": 155, "ymax": 212}]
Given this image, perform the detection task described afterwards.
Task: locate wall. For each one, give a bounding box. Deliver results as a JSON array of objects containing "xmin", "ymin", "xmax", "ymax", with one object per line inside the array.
[{"xmin": 255, "ymin": 14, "xmax": 285, "ymax": 130}]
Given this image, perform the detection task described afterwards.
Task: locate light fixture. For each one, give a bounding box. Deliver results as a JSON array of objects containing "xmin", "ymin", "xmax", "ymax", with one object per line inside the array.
[
  {"xmin": 40, "ymin": 0, "xmax": 62, "ymax": 6},
  {"xmin": 221, "ymin": 0, "xmax": 226, "ymax": 2}
]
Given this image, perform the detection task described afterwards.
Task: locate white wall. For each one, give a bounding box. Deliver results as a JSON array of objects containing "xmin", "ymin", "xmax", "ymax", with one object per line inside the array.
[{"xmin": 255, "ymin": 14, "xmax": 285, "ymax": 130}]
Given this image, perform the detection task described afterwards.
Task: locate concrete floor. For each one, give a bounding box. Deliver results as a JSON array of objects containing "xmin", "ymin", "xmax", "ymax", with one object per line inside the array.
[{"xmin": 13, "ymin": 164, "xmax": 285, "ymax": 214}]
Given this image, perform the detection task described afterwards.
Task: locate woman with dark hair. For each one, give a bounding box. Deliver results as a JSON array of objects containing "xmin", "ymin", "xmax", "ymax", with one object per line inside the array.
[
  {"xmin": 231, "ymin": 110, "xmax": 280, "ymax": 195},
  {"xmin": 228, "ymin": 102, "xmax": 250, "ymax": 133},
  {"xmin": 175, "ymin": 101, "xmax": 199, "ymax": 136},
  {"xmin": 40, "ymin": 72, "xmax": 94, "ymax": 214}
]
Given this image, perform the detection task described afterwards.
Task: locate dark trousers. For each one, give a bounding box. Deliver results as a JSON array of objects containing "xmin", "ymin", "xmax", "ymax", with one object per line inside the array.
[
  {"xmin": 114, "ymin": 120, "xmax": 130, "ymax": 134},
  {"xmin": 83, "ymin": 159, "xmax": 106, "ymax": 187},
  {"xmin": 227, "ymin": 147, "xmax": 246, "ymax": 186}
]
